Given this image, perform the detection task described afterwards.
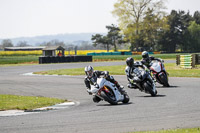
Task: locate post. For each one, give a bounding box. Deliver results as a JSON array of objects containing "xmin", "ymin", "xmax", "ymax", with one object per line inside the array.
[
  {"xmin": 176, "ymin": 55, "xmax": 180, "ymax": 65},
  {"xmin": 192, "ymin": 54, "xmax": 196, "ymax": 68}
]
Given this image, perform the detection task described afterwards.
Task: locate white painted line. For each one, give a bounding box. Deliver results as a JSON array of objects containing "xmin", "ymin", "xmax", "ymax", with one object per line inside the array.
[
  {"xmin": 0, "ymin": 102, "xmax": 76, "ymax": 117},
  {"xmin": 0, "ymin": 110, "xmax": 38, "ymax": 117},
  {"xmin": 21, "ymin": 72, "xmax": 73, "ymax": 77}
]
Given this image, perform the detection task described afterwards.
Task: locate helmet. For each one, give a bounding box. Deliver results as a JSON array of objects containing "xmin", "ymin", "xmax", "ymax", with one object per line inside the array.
[
  {"xmin": 126, "ymin": 57, "xmax": 134, "ymax": 67},
  {"xmin": 85, "ymin": 65, "xmax": 94, "ymax": 78},
  {"xmin": 142, "ymin": 51, "xmax": 149, "ymax": 59}
]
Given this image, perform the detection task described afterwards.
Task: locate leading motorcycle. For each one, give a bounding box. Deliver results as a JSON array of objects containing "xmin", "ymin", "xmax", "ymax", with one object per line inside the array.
[{"xmin": 90, "ymin": 77, "xmax": 129, "ymax": 105}]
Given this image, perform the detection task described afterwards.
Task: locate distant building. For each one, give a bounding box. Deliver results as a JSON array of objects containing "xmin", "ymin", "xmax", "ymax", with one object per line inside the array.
[{"xmin": 4, "ymin": 47, "xmax": 45, "ymax": 51}]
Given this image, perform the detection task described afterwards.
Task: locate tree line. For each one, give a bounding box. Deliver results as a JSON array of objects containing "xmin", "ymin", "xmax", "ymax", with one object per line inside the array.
[
  {"xmin": 1, "ymin": 0, "xmax": 200, "ymax": 53},
  {"xmin": 92, "ymin": 0, "xmax": 200, "ymax": 53}
]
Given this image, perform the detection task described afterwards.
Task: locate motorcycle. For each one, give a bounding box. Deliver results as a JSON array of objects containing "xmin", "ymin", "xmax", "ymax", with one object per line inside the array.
[
  {"xmin": 90, "ymin": 77, "xmax": 129, "ymax": 105},
  {"xmin": 129, "ymin": 62, "xmax": 157, "ymax": 96},
  {"xmin": 149, "ymin": 60, "xmax": 170, "ymax": 87}
]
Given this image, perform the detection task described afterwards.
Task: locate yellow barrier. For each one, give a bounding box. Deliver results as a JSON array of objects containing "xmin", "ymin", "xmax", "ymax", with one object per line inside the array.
[{"xmin": 180, "ymin": 55, "xmax": 192, "ymax": 68}]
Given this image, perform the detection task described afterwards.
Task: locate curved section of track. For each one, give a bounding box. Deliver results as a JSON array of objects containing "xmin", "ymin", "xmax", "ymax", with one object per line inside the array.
[{"xmin": 0, "ymin": 61, "xmax": 200, "ymax": 133}]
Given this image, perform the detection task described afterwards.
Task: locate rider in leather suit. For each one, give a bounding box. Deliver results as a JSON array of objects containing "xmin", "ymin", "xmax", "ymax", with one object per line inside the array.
[
  {"xmin": 84, "ymin": 65, "xmax": 124, "ymax": 103},
  {"xmin": 125, "ymin": 57, "xmax": 147, "ymax": 88},
  {"xmin": 141, "ymin": 51, "xmax": 163, "ymax": 68}
]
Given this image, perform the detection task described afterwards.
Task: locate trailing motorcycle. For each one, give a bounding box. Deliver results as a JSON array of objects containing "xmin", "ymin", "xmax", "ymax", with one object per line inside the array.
[
  {"xmin": 129, "ymin": 62, "xmax": 157, "ymax": 96},
  {"xmin": 149, "ymin": 60, "xmax": 170, "ymax": 87},
  {"xmin": 90, "ymin": 77, "xmax": 129, "ymax": 105}
]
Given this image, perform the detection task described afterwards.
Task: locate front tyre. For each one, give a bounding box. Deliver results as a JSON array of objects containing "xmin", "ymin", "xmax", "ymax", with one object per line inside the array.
[
  {"xmin": 143, "ymin": 82, "xmax": 157, "ymax": 97},
  {"xmin": 100, "ymin": 91, "xmax": 118, "ymax": 105},
  {"xmin": 160, "ymin": 74, "xmax": 170, "ymax": 87},
  {"xmin": 122, "ymin": 94, "xmax": 129, "ymax": 104}
]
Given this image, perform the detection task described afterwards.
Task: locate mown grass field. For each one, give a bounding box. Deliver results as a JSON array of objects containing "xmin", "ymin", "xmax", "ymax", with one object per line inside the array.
[
  {"xmin": 34, "ymin": 63, "xmax": 200, "ymax": 78},
  {"xmin": 132, "ymin": 128, "xmax": 200, "ymax": 133},
  {"xmin": 0, "ymin": 94, "xmax": 66, "ymax": 111},
  {"xmin": 0, "ymin": 53, "xmax": 178, "ymax": 65},
  {"xmin": 0, "ymin": 55, "xmax": 39, "ymax": 64}
]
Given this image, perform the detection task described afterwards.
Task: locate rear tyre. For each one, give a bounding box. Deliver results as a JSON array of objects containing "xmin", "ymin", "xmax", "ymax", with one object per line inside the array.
[{"xmin": 101, "ymin": 90, "xmax": 118, "ymax": 105}]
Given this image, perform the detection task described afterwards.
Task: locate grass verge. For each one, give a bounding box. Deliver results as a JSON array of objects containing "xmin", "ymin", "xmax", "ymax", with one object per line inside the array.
[
  {"xmin": 0, "ymin": 54, "xmax": 177, "ymax": 65},
  {"xmin": 0, "ymin": 55, "xmax": 39, "ymax": 65},
  {"xmin": 93, "ymin": 54, "xmax": 177, "ymax": 61},
  {"xmin": 0, "ymin": 94, "xmax": 66, "ymax": 111},
  {"xmin": 132, "ymin": 128, "xmax": 200, "ymax": 133},
  {"xmin": 34, "ymin": 63, "xmax": 200, "ymax": 78}
]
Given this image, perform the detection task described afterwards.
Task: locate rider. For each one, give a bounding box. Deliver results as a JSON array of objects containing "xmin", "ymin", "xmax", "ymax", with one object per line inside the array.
[
  {"xmin": 84, "ymin": 65, "xmax": 124, "ymax": 103},
  {"xmin": 141, "ymin": 51, "xmax": 163, "ymax": 68},
  {"xmin": 125, "ymin": 57, "xmax": 147, "ymax": 88}
]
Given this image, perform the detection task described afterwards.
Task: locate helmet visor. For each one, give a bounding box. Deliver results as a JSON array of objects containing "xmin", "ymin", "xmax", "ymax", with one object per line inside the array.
[
  {"xmin": 127, "ymin": 61, "xmax": 133, "ymax": 67},
  {"xmin": 142, "ymin": 54, "xmax": 148, "ymax": 58},
  {"xmin": 86, "ymin": 70, "xmax": 93, "ymax": 78}
]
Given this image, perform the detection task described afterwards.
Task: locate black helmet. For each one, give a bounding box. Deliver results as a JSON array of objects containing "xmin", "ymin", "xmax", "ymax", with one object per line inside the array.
[
  {"xmin": 84, "ymin": 65, "xmax": 94, "ymax": 78},
  {"xmin": 126, "ymin": 57, "xmax": 134, "ymax": 67},
  {"xmin": 142, "ymin": 51, "xmax": 149, "ymax": 59}
]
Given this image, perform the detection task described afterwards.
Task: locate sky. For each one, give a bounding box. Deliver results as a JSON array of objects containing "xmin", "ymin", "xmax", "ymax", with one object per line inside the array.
[{"xmin": 0, "ymin": 0, "xmax": 200, "ymax": 39}]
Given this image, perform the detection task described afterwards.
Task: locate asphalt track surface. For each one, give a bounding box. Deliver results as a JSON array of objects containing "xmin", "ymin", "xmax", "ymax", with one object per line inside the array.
[{"xmin": 0, "ymin": 61, "xmax": 200, "ymax": 133}]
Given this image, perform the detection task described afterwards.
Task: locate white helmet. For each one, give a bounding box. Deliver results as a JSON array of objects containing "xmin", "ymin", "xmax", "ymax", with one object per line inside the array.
[{"xmin": 85, "ymin": 65, "xmax": 94, "ymax": 78}]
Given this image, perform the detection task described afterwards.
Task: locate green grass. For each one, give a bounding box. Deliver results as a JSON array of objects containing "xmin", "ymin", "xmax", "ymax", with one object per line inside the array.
[
  {"xmin": 34, "ymin": 63, "xmax": 200, "ymax": 78},
  {"xmin": 131, "ymin": 128, "xmax": 200, "ymax": 133},
  {"xmin": 0, "ymin": 94, "xmax": 66, "ymax": 111},
  {"xmin": 0, "ymin": 54, "xmax": 177, "ymax": 65},
  {"xmin": 0, "ymin": 55, "xmax": 39, "ymax": 64},
  {"xmin": 93, "ymin": 54, "xmax": 177, "ymax": 61}
]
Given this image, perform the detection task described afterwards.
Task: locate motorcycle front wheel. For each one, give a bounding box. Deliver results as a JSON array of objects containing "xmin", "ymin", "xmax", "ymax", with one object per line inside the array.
[
  {"xmin": 160, "ymin": 74, "xmax": 170, "ymax": 87},
  {"xmin": 143, "ymin": 82, "xmax": 157, "ymax": 97},
  {"xmin": 122, "ymin": 94, "xmax": 129, "ymax": 104},
  {"xmin": 100, "ymin": 89, "xmax": 118, "ymax": 105}
]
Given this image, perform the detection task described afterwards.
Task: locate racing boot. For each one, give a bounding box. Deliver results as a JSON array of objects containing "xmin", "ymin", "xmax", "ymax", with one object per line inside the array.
[
  {"xmin": 127, "ymin": 83, "xmax": 138, "ymax": 89},
  {"xmin": 93, "ymin": 96, "xmax": 101, "ymax": 103},
  {"xmin": 115, "ymin": 82, "xmax": 125, "ymax": 94}
]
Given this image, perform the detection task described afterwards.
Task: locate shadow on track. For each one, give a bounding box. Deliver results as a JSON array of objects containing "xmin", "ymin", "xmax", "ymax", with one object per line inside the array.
[
  {"xmin": 97, "ymin": 102, "xmax": 133, "ymax": 106},
  {"xmin": 136, "ymin": 94, "xmax": 166, "ymax": 98},
  {"xmin": 156, "ymin": 85, "xmax": 179, "ymax": 88}
]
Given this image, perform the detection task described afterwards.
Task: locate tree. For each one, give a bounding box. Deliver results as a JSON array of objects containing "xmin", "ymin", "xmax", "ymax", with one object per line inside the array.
[
  {"xmin": 45, "ymin": 40, "xmax": 65, "ymax": 47},
  {"xmin": 158, "ymin": 10, "xmax": 192, "ymax": 52},
  {"xmin": 91, "ymin": 25, "xmax": 125, "ymax": 52},
  {"xmin": 91, "ymin": 34, "xmax": 110, "ymax": 52},
  {"xmin": 112, "ymin": 0, "xmax": 167, "ymax": 51},
  {"xmin": 1, "ymin": 39, "xmax": 13, "ymax": 49},
  {"xmin": 193, "ymin": 11, "xmax": 200, "ymax": 24},
  {"xmin": 16, "ymin": 41, "xmax": 30, "ymax": 47},
  {"xmin": 106, "ymin": 24, "xmax": 125, "ymax": 51},
  {"xmin": 188, "ymin": 21, "xmax": 200, "ymax": 52},
  {"xmin": 142, "ymin": 8, "xmax": 169, "ymax": 51}
]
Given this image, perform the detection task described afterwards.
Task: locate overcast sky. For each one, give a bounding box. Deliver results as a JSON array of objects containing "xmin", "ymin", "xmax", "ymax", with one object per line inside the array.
[{"xmin": 0, "ymin": 0, "xmax": 200, "ymax": 39}]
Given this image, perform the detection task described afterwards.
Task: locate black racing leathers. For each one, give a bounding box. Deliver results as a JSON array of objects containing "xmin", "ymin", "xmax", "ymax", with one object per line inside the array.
[
  {"xmin": 141, "ymin": 56, "xmax": 161, "ymax": 68},
  {"xmin": 125, "ymin": 62, "xmax": 146, "ymax": 83}
]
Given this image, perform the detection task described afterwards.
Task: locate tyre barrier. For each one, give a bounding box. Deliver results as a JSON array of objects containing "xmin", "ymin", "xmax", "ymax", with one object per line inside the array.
[
  {"xmin": 39, "ymin": 56, "xmax": 92, "ymax": 64},
  {"xmin": 180, "ymin": 55, "xmax": 192, "ymax": 68}
]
